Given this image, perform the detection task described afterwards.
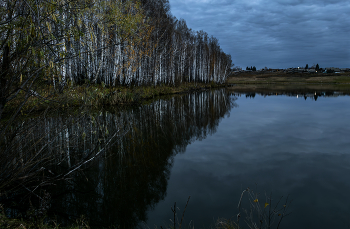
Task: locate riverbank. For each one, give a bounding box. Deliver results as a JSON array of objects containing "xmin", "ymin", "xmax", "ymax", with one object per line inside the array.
[
  {"xmin": 5, "ymin": 72, "xmax": 350, "ymax": 119},
  {"xmin": 227, "ymin": 71, "xmax": 350, "ymax": 92},
  {"xmin": 2, "ymin": 82, "xmax": 222, "ymax": 119}
]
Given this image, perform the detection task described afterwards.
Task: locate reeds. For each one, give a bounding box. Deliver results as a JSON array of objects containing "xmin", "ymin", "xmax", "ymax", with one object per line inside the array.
[
  {"xmin": 233, "ymin": 187, "xmax": 292, "ymax": 229},
  {"xmin": 159, "ymin": 188, "xmax": 291, "ymax": 229},
  {"xmin": 159, "ymin": 196, "xmax": 192, "ymax": 229}
]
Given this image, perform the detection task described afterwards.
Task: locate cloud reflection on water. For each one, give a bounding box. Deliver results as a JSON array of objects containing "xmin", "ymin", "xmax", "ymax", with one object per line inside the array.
[{"xmin": 148, "ymin": 94, "xmax": 350, "ymax": 229}]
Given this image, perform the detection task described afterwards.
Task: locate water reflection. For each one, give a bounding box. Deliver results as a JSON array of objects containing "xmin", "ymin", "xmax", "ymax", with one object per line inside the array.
[
  {"xmin": 230, "ymin": 89, "xmax": 350, "ymax": 101},
  {"xmin": 52, "ymin": 89, "xmax": 236, "ymax": 227},
  {"xmin": 3, "ymin": 89, "xmax": 350, "ymax": 229},
  {"xmin": 146, "ymin": 92, "xmax": 350, "ymax": 229},
  {"xmin": 1, "ymin": 89, "xmax": 236, "ymax": 228}
]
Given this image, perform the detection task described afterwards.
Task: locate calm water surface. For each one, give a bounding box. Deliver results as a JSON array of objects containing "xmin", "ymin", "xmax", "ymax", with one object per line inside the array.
[
  {"xmin": 5, "ymin": 89, "xmax": 350, "ymax": 229},
  {"xmin": 145, "ymin": 92, "xmax": 350, "ymax": 229}
]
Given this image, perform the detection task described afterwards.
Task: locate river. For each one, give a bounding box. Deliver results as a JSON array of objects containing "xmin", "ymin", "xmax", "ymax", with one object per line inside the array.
[{"xmin": 2, "ymin": 89, "xmax": 350, "ymax": 229}]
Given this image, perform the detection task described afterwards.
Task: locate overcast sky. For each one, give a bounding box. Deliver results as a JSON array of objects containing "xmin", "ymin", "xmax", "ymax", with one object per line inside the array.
[{"xmin": 168, "ymin": 0, "xmax": 350, "ymax": 69}]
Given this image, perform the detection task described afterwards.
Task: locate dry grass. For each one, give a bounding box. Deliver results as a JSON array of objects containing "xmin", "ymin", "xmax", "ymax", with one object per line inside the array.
[
  {"xmin": 226, "ymin": 72, "xmax": 350, "ymax": 93},
  {"xmin": 227, "ymin": 72, "xmax": 350, "ymax": 85},
  {"xmin": 2, "ymin": 82, "xmax": 223, "ymax": 117},
  {"xmin": 0, "ymin": 206, "xmax": 90, "ymax": 229}
]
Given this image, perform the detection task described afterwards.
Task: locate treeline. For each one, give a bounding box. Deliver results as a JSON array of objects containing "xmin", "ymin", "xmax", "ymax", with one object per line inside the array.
[
  {"xmin": 84, "ymin": 0, "xmax": 233, "ymax": 86},
  {"xmin": 246, "ymin": 66, "xmax": 256, "ymax": 71},
  {"xmin": 0, "ymin": 0, "xmax": 233, "ymax": 119}
]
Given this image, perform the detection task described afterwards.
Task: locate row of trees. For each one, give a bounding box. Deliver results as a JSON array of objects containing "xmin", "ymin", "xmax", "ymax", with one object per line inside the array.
[
  {"xmin": 304, "ymin": 64, "xmax": 320, "ymax": 70},
  {"xmin": 246, "ymin": 66, "xmax": 256, "ymax": 71},
  {"xmin": 62, "ymin": 0, "xmax": 234, "ymax": 86},
  {"xmin": 0, "ymin": 0, "xmax": 233, "ymax": 122}
]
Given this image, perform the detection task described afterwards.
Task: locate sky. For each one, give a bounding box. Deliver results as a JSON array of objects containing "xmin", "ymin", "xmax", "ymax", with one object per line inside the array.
[{"xmin": 168, "ymin": 0, "xmax": 350, "ymax": 69}]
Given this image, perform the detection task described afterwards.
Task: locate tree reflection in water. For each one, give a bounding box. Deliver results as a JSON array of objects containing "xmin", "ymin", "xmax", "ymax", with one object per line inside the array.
[{"xmin": 1, "ymin": 89, "xmax": 237, "ymax": 228}]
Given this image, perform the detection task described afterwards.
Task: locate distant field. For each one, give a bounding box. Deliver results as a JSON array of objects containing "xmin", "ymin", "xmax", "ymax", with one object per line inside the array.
[{"xmin": 226, "ymin": 71, "xmax": 350, "ymax": 92}]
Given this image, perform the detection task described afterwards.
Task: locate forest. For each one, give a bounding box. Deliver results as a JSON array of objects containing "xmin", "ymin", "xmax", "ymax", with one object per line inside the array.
[
  {"xmin": 0, "ymin": 1, "xmax": 233, "ymax": 226},
  {"xmin": 0, "ymin": 0, "xmax": 233, "ymax": 121}
]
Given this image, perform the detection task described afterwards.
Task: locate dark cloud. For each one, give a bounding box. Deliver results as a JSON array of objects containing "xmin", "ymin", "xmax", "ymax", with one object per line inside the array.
[{"xmin": 169, "ymin": 0, "xmax": 350, "ymax": 69}]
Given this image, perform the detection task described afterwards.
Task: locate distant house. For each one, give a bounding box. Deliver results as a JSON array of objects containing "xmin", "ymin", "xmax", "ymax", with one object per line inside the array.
[
  {"xmin": 232, "ymin": 67, "xmax": 242, "ymax": 72},
  {"xmin": 325, "ymin": 67, "xmax": 341, "ymax": 71}
]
